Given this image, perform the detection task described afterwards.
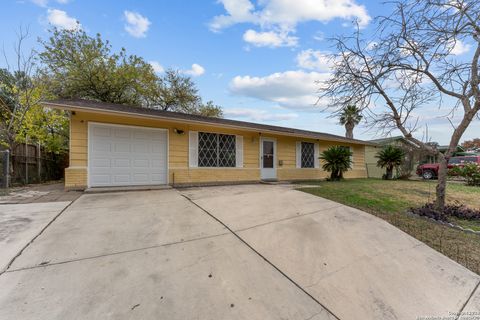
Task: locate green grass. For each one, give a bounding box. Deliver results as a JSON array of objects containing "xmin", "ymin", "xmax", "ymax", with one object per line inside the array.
[
  {"xmin": 297, "ymin": 178, "xmax": 480, "ymax": 275},
  {"xmin": 297, "ymin": 178, "xmax": 480, "ymax": 231}
]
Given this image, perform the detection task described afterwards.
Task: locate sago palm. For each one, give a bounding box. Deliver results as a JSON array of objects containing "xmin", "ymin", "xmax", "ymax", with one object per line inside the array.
[
  {"xmin": 320, "ymin": 146, "xmax": 353, "ymax": 181},
  {"xmin": 376, "ymin": 145, "xmax": 404, "ymax": 180},
  {"xmin": 339, "ymin": 105, "xmax": 362, "ymax": 139}
]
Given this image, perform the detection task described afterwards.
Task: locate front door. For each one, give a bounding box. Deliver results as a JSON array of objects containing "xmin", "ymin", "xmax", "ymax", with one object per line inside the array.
[{"xmin": 260, "ymin": 138, "xmax": 276, "ymax": 180}]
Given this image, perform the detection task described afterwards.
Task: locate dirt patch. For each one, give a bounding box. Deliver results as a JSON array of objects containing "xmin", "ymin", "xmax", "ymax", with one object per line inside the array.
[{"xmin": 0, "ymin": 182, "xmax": 82, "ymax": 204}]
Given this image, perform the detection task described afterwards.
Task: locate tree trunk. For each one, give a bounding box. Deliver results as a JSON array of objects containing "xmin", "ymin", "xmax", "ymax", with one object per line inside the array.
[
  {"xmin": 386, "ymin": 166, "xmax": 393, "ymax": 180},
  {"xmin": 435, "ymin": 153, "xmax": 447, "ymax": 212},
  {"xmin": 345, "ymin": 123, "xmax": 354, "ymax": 139},
  {"xmin": 434, "ymin": 107, "xmax": 476, "ymax": 211}
]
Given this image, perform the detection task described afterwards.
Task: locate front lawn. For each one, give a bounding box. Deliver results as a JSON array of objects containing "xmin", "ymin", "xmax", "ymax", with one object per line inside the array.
[{"xmin": 297, "ymin": 179, "xmax": 480, "ymax": 275}]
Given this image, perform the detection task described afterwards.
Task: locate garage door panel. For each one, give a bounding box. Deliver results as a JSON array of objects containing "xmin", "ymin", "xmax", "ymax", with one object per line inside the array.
[
  {"xmin": 114, "ymin": 128, "xmax": 131, "ymax": 138},
  {"xmin": 134, "ymin": 131, "xmax": 151, "ymax": 140},
  {"xmin": 133, "ymin": 143, "xmax": 148, "ymax": 153},
  {"xmin": 151, "ymin": 159, "xmax": 166, "ymax": 168},
  {"xmin": 91, "ymin": 141, "xmax": 112, "ymax": 152},
  {"xmin": 152, "ymin": 144, "xmax": 165, "ymax": 153},
  {"xmin": 151, "ymin": 174, "xmax": 167, "ymax": 183},
  {"xmin": 89, "ymin": 123, "xmax": 168, "ymax": 187},
  {"xmin": 133, "ymin": 174, "xmax": 149, "ymax": 183},
  {"xmin": 133, "ymin": 159, "xmax": 149, "ymax": 168},
  {"xmin": 91, "ymin": 158, "xmax": 111, "ymax": 168},
  {"xmin": 113, "ymin": 175, "xmax": 131, "ymax": 183},
  {"xmin": 114, "ymin": 143, "xmax": 131, "ymax": 153},
  {"xmin": 113, "ymin": 159, "xmax": 130, "ymax": 168},
  {"xmin": 91, "ymin": 175, "xmax": 111, "ymax": 185},
  {"xmin": 92, "ymin": 127, "xmax": 111, "ymax": 137}
]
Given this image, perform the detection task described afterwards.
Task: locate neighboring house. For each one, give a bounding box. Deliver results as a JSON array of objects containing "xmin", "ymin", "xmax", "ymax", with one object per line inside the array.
[
  {"xmin": 365, "ymin": 136, "xmax": 423, "ymax": 178},
  {"xmin": 43, "ymin": 99, "xmax": 373, "ymax": 190},
  {"xmin": 366, "ymin": 137, "xmax": 472, "ymax": 178}
]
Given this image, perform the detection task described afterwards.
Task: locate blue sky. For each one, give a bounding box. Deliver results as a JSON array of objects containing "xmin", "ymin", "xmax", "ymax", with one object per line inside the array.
[{"xmin": 1, "ymin": 0, "xmax": 478, "ymax": 144}]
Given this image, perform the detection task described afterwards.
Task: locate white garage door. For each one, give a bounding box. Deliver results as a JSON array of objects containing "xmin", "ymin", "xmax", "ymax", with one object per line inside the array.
[{"xmin": 88, "ymin": 123, "xmax": 168, "ymax": 187}]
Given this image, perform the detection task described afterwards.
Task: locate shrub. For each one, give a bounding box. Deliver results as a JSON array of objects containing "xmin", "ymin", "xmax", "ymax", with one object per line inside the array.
[
  {"xmin": 375, "ymin": 145, "xmax": 404, "ymax": 180},
  {"xmin": 320, "ymin": 146, "xmax": 352, "ymax": 181},
  {"xmin": 449, "ymin": 163, "xmax": 480, "ymax": 186},
  {"xmin": 411, "ymin": 201, "xmax": 480, "ymax": 222}
]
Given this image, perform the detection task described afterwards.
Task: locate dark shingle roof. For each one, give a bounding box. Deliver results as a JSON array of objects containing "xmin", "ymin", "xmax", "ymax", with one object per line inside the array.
[{"xmin": 42, "ymin": 99, "xmax": 374, "ymax": 145}]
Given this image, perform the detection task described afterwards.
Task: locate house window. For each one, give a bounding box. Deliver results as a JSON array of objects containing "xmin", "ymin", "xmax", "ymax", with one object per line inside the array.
[
  {"xmin": 301, "ymin": 142, "xmax": 315, "ymax": 168},
  {"xmin": 198, "ymin": 132, "xmax": 236, "ymax": 167}
]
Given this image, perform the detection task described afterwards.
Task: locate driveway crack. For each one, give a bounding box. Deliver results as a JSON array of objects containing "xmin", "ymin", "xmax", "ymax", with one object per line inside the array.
[
  {"xmin": 5, "ymin": 232, "xmax": 230, "ymax": 273},
  {"xmin": 180, "ymin": 193, "xmax": 342, "ymax": 320},
  {"xmin": 234, "ymin": 205, "xmax": 343, "ymax": 233},
  {"xmin": 0, "ymin": 199, "xmax": 78, "ymax": 276},
  {"xmin": 454, "ymin": 280, "xmax": 480, "ymax": 320}
]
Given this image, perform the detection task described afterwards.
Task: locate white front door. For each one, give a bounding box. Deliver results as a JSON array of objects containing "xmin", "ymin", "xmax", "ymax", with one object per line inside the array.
[
  {"xmin": 260, "ymin": 138, "xmax": 276, "ymax": 180},
  {"xmin": 88, "ymin": 123, "xmax": 168, "ymax": 187}
]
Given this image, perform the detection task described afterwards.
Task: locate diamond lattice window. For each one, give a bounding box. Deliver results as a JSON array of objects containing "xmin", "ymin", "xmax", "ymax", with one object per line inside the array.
[
  {"xmin": 301, "ymin": 142, "xmax": 315, "ymax": 168},
  {"xmin": 198, "ymin": 132, "xmax": 236, "ymax": 167}
]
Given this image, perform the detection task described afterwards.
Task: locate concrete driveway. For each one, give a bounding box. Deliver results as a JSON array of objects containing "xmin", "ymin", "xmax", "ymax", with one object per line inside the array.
[{"xmin": 0, "ymin": 184, "xmax": 479, "ymax": 320}]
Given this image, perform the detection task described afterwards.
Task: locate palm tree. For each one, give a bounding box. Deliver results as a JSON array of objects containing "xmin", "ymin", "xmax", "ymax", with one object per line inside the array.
[
  {"xmin": 339, "ymin": 105, "xmax": 362, "ymax": 139},
  {"xmin": 320, "ymin": 146, "xmax": 353, "ymax": 181},
  {"xmin": 376, "ymin": 145, "xmax": 404, "ymax": 180}
]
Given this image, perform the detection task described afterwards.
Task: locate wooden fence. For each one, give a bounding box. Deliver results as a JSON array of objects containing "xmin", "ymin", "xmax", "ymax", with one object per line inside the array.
[{"xmin": 1, "ymin": 144, "xmax": 68, "ymax": 187}]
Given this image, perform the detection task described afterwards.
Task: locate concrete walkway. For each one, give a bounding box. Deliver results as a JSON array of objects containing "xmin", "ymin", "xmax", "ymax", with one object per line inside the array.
[{"xmin": 0, "ymin": 184, "xmax": 478, "ymax": 319}]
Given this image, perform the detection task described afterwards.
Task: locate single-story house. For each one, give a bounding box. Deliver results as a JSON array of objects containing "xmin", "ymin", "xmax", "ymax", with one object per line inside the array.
[
  {"xmin": 43, "ymin": 99, "xmax": 373, "ymax": 189},
  {"xmin": 365, "ymin": 136, "xmax": 424, "ymax": 178}
]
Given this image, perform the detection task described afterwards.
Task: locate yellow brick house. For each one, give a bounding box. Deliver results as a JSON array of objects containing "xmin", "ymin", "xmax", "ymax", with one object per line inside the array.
[{"xmin": 43, "ymin": 99, "xmax": 372, "ymax": 189}]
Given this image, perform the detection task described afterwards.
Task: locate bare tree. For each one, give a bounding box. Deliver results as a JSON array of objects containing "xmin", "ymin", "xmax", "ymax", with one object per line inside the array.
[
  {"xmin": 319, "ymin": 0, "xmax": 480, "ymax": 211},
  {"xmin": 0, "ymin": 26, "xmax": 40, "ymax": 149}
]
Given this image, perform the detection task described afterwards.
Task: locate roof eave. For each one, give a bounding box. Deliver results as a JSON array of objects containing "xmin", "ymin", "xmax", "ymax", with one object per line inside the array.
[{"xmin": 42, "ymin": 101, "xmax": 374, "ymax": 146}]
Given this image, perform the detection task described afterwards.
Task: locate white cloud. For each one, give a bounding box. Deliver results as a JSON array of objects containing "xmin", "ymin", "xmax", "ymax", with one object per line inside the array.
[
  {"xmin": 32, "ymin": 0, "xmax": 48, "ymax": 6},
  {"xmin": 149, "ymin": 61, "xmax": 164, "ymax": 73},
  {"xmin": 230, "ymin": 70, "xmax": 329, "ymax": 110},
  {"xmin": 47, "ymin": 9, "xmax": 80, "ymax": 30},
  {"xmin": 209, "ymin": 0, "xmax": 256, "ymax": 31},
  {"xmin": 225, "ymin": 108, "xmax": 298, "ymax": 122},
  {"xmin": 183, "ymin": 63, "xmax": 205, "ymax": 77},
  {"xmin": 450, "ymin": 40, "xmax": 471, "ymax": 55},
  {"xmin": 124, "ymin": 11, "xmax": 151, "ymax": 38},
  {"xmin": 210, "ymin": 0, "xmax": 371, "ymax": 31},
  {"xmin": 32, "ymin": 0, "xmax": 70, "ymax": 6},
  {"xmin": 296, "ymin": 49, "xmax": 332, "ymax": 72},
  {"xmin": 243, "ymin": 29, "xmax": 298, "ymax": 47}
]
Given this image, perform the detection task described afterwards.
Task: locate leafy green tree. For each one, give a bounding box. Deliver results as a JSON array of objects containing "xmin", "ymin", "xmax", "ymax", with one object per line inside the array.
[
  {"xmin": 39, "ymin": 28, "xmax": 223, "ymax": 117},
  {"xmin": 16, "ymin": 104, "xmax": 69, "ymax": 154},
  {"xmin": 0, "ymin": 28, "xmax": 40, "ymax": 149},
  {"xmin": 338, "ymin": 105, "xmax": 362, "ymax": 139},
  {"xmin": 376, "ymin": 145, "xmax": 404, "ymax": 180},
  {"xmin": 39, "ymin": 27, "xmax": 157, "ymax": 106},
  {"xmin": 320, "ymin": 146, "xmax": 353, "ymax": 181},
  {"xmin": 196, "ymin": 101, "xmax": 223, "ymax": 117}
]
